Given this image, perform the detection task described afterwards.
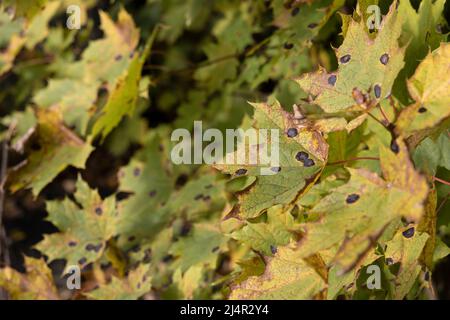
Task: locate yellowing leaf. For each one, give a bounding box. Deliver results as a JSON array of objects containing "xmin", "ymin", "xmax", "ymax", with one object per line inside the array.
[
  {"xmin": 384, "ymin": 227, "xmax": 429, "ymax": 299},
  {"xmin": 85, "ymin": 264, "xmax": 151, "ymax": 300},
  {"xmin": 215, "ymin": 100, "xmax": 328, "ymax": 219},
  {"xmin": 295, "ymin": 2, "xmax": 404, "ymax": 113},
  {"xmin": 0, "ymin": 257, "xmax": 59, "ymax": 300},
  {"xmin": 7, "ymin": 108, "xmax": 93, "ymax": 196},
  {"xmin": 229, "ymin": 244, "xmax": 326, "ymax": 299},
  {"xmin": 396, "ymin": 43, "xmax": 450, "ymax": 135}
]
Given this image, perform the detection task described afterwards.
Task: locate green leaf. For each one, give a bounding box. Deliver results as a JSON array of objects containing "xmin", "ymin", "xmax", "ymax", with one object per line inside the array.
[
  {"xmin": 231, "ymin": 205, "xmax": 295, "ymax": 255},
  {"xmin": 384, "ymin": 227, "xmax": 429, "ymax": 300},
  {"xmin": 36, "ymin": 175, "xmax": 118, "ymax": 268},
  {"xmin": 85, "ymin": 264, "xmax": 152, "ymax": 300},
  {"xmin": 7, "ymin": 109, "xmax": 93, "ymax": 196}
]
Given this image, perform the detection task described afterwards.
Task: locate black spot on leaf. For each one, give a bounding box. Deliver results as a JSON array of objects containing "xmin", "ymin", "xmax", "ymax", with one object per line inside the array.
[
  {"xmin": 374, "ymin": 84, "xmax": 381, "ymax": 98},
  {"xmin": 307, "ymin": 23, "xmax": 318, "ymax": 29},
  {"xmin": 270, "ymin": 245, "xmax": 277, "ymax": 254},
  {"xmin": 402, "ymin": 227, "xmax": 415, "ymax": 238},
  {"xmin": 390, "ymin": 140, "xmax": 399, "ymax": 154},
  {"xmin": 115, "ymin": 54, "xmax": 122, "ymax": 61},
  {"xmin": 346, "ymin": 194, "xmax": 360, "ymax": 204},
  {"xmin": 271, "ymin": 166, "xmax": 281, "ymax": 173},
  {"xmin": 128, "ymin": 236, "xmax": 136, "ymax": 242},
  {"xmin": 133, "ymin": 167, "xmax": 141, "ymax": 176},
  {"xmin": 295, "ymin": 151, "xmax": 309, "ymax": 162},
  {"xmin": 78, "ymin": 257, "xmax": 87, "ymax": 265},
  {"xmin": 211, "ymin": 246, "xmax": 219, "ymax": 253},
  {"xmin": 194, "ymin": 194, "xmax": 203, "ymax": 200},
  {"xmin": 339, "ymin": 54, "xmax": 351, "ymax": 63},
  {"xmin": 284, "ymin": 42, "xmax": 294, "ymax": 50},
  {"xmin": 386, "ymin": 257, "xmax": 394, "ymax": 265},
  {"xmin": 68, "ymin": 241, "xmax": 77, "ymax": 247},
  {"xmin": 287, "ymin": 128, "xmax": 298, "ymax": 138},
  {"xmin": 235, "ymin": 168, "xmax": 247, "ymax": 176},
  {"xmin": 418, "ymin": 106, "xmax": 427, "ymax": 113},
  {"xmin": 85, "ymin": 243, "xmax": 103, "ymax": 252},
  {"xmin": 291, "ymin": 7, "xmax": 300, "ymax": 16},
  {"xmin": 95, "ymin": 207, "xmax": 102, "ymax": 216},
  {"xmin": 205, "ymin": 184, "xmax": 213, "ymax": 189},
  {"xmin": 303, "ymin": 158, "xmax": 315, "ymax": 167},
  {"xmin": 328, "ymin": 75, "xmax": 337, "ymax": 86},
  {"xmin": 380, "ymin": 53, "xmax": 389, "ymax": 65},
  {"xmin": 148, "ymin": 190, "xmax": 157, "ymax": 197}
]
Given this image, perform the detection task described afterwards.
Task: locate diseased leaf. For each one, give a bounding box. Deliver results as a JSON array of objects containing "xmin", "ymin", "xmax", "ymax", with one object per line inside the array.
[
  {"xmin": 215, "ymin": 100, "xmax": 328, "ymax": 219},
  {"xmin": 7, "ymin": 108, "xmax": 93, "ymax": 196},
  {"xmin": 229, "ymin": 244, "xmax": 326, "ymax": 300},
  {"xmin": 0, "ymin": 257, "xmax": 59, "ymax": 300},
  {"xmin": 36, "ymin": 175, "xmax": 118, "ymax": 269},
  {"xmin": 384, "ymin": 227, "xmax": 429, "ymax": 300},
  {"xmin": 85, "ymin": 264, "xmax": 151, "ymax": 300},
  {"xmin": 295, "ymin": 1, "xmax": 404, "ymax": 113},
  {"xmin": 396, "ymin": 43, "xmax": 450, "ymax": 136}
]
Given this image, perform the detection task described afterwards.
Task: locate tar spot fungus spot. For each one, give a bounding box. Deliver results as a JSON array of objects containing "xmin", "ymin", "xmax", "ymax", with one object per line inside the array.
[
  {"xmin": 339, "ymin": 54, "xmax": 351, "ymax": 64},
  {"xmin": 78, "ymin": 257, "xmax": 87, "ymax": 265},
  {"xmin": 307, "ymin": 23, "xmax": 318, "ymax": 29},
  {"xmin": 235, "ymin": 168, "xmax": 247, "ymax": 176},
  {"xmin": 128, "ymin": 236, "xmax": 136, "ymax": 242},
  {"xmin": 205, "ymin": 184, "xmax": 213, "ymax": 189},
  {"xmin": 424, "ymin": 272, "xmax": 430, "ymax": 281},
  {"xmin": 402, "ymin": 227, "xmax": 415, "ymax": 238},
  {"xmin": 386, "ymin": 257, "xmax": 394, "ymax": 265},
  {"xmin": 211, "ymin": 246, "xmax": 219, "ymax": 253},
  {"xmin": 328, "ymin": 75, "xmax": 337, "ymax": 86},
  {"xmin": 390, "ymin": 139, "xmax": 400, "ymax": 154},
  {"xmin": 380, "ymin": 53, "xmax": 389, "ymax": 65},
  {"xmin": 203, "ymin": 195, "xmax": 211, "ymax": 201},
  {"xmin": 295, "ymin": 151, "xmax": 309, "ymax": 162},
  {"xmin": 68, "ymin": 241, "xmax": 77, "ymax": 247},
  {"xmin": 162, "ymin": 254, "xmax": 173, "ymax": 263},
  {"xmin": 303, "ymin": 158, "xmax": 315, "ymax": 167},
  {"xmin": 194, "ymin": 194, "xmax": 203, "ymax": 200},
  {"xmin": 291, "ymin": 7, "xmax": 300, "ymax": 16},
  {"xmin": 418, "ymin": 106, "xmax": 427, "ymax": 113},
  {"xmin": 115, "ymin": 54, "xmax": 122, "ymax": 61},
  {"xmin": 130, "ymin": 244, "xmax": 141, "ymax": 253},
  {"xmin": 287, "ymin": 128, "xmax": 298, "ymax": 138},
  {"xmin": 95, "ymin": 207, "xmax": 103, "ymax": 216},
  {"xmin": 284, "ymin": 42, "xmax": 294, "ymax": 50},
  {"xmin": 374, "ymin": 84, "xmax": 381, "ymax": 98},
  {"xmin": 270, "ymin": 245, "xmax": 277, "ymax": 254},
  {"xmin": 346, "ymin": 194, "xmax": 360, "ymax": 204},
  {"xmin": 271, "ymin": 167, "xmax": 281, "ymax": 173},
  {"xmin": 149, "ymin": 190, "xmax": 157, "ymax": 197},
  {"xmin": 86, "ymin": 243, "xmax": 103, "ymax": 252},
  {"xmin": 133, "ymin": 167, "xmax": 141, "ymax": 176}
]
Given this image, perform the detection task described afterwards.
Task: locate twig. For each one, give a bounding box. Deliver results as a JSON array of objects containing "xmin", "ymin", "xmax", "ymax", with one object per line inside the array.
[
  {"xmin": 432, "ymin": 176, "xmax": 450, "ymax": 187},
  {"xmin": 436, "ymin": 192, "xmax": 450, "ymax": 215},
  {"xmin": 0, "ymin": 122, "xmax": 15, "ymax": 300},
  {"xmin": 377, "ymin": 103, "xmax": 390, "ymax": 125}
]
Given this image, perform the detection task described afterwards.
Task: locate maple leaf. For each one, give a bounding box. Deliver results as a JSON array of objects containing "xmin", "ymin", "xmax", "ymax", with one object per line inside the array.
[
  {"xmin": 85, "ymin": 264, "xmax": 152, "ymax": 300},
  {"xmin": 296, "ymin": 138, "xmax": 428, "ymax": 271},
  {"xmin": 7, "ymin": 108, "xmax": 93, "ymax": 196},
  {"xmin": 295, "ymin": 1, "xmax": 405, "ymax": 113},
  {"xmin": 229, "ymin": 244, "xmax": 326, "ymax": 299},
  {"xmin": 0, "ymin": 257, "xmax": 59, "ymax": 300},
  {"xmin": 396, "ymin": 43, "xmax": 450, "ymax": 136},
  {"xmin": 215, "ymin": 100, "xmax": 328, "ymax": 219},
  {"xmin": 36, "ymin": 175, "xmax": 118, "ymax": 269},
  {"xmin": 384, "ymin": 226, "xmax": 429, "ymax": 299}
]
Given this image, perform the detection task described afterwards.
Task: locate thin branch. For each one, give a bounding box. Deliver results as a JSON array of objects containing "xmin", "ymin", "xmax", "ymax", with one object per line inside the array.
[
  {"xmin": 377, "ymin": 103, "xmax": 391, "ymax": 125},
  {"xmin": 436, "ymin": 192, "xmax": 450, "ymax": 215},
  {"xmin": 432, "ymin": 176, "xmax": 450, "ymax": 187}
]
